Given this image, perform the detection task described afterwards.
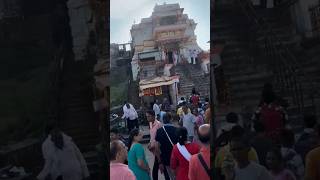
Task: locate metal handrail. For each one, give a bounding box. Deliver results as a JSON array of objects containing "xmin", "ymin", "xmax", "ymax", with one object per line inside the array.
[{"xmin": 236, "ymin": 0, "xmax": 316, "ymax": 113}]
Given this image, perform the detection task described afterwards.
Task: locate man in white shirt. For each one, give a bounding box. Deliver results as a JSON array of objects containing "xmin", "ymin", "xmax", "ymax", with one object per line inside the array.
[
  {"xmin": 173, "ymin": 51, "xmax": 178, "ymax": 66},
  {"xmin": 182, "ymin": 105, "xmax": 196, "ymax": 141},
  {"xmin": 192, "ymin": 49, "xmax": 197, "ymax": 65},
  {"xmin": 153, "ymin": 99, "xmax": 160, "ymax": 120},
  {"xmin": 223, "ymin": 134, "xmax": 273, "ymax": 180},
  {"xmin": 188, "ymin": 49, "xmax": 193, "ymax": 64},
  {"xmin": 122, "ymin": 102, "xmax": 138, "ymax": 132}
]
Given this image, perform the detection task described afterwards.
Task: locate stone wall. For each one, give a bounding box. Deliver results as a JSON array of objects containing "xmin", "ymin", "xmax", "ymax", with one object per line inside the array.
[{"xmin": 291, "ymin": 0, "xmax": 319, "ymax": 37}]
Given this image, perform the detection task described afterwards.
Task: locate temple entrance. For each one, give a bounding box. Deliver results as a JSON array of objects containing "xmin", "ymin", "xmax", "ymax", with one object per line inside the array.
[{"xmin": 162, "ymin": 42, "xmax": 180, "ymax": 64}]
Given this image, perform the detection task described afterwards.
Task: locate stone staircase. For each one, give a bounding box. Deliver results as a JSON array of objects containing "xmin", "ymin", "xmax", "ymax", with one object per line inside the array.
[
  {"xmin": 253, "ymin": 5, "xmax": 320, "ymax": 129},
  {"xmin": 60, "ymin": 59, "xmax": 100, "ymax": 179},
  {"xmin": 213, "ymin": 0, "xmax": 320, "ymax": 132},
  {"xmin": 213, "ymin": 2, "xmax": 273, "ymax": 111},
  {"xmin": 188, "ymin": 64, "xmax": 210, "ymax": 98},
  {"xmin": 175, "ymin": 63, "xmax": 210, "ymax": 99},
  {"xmin": 175, "ymin": 64, "xmax": 195, "ymax": 98}
]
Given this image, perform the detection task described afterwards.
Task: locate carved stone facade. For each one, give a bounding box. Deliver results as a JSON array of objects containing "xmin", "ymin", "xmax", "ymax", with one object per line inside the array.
[{"xmin": 130, "ymin": 3, "xmax": 202, "ymax": 81}]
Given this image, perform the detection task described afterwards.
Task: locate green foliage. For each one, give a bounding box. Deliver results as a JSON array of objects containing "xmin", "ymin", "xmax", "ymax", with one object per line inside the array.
[
  {"xmin": 110, "ymin": 81, "xmax": 128, "ymax": 107},
  {"xmin": 110, "ymin": 66, "xmax": 130, "ymax": 107}
]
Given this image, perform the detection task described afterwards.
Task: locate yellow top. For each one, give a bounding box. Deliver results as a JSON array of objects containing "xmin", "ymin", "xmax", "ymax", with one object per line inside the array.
[
  {"xmin": 177, "ymin": 107, "xmax": 191, "ymax": 116},
  {"xmin": 215, "ymin": 144, "xmax": 259, "ymax": 169},
  {"xmin": 305, "ymin": 146, "xmax": 320, "ymax": 180}
]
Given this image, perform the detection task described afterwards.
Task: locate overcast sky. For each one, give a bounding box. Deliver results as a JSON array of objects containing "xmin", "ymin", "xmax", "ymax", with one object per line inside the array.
[{"xmin": 110, "ymin": 0, "xmax": 210, "ymax": 51}]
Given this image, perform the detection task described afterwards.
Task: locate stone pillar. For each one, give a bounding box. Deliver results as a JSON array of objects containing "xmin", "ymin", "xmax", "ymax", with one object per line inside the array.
[
  {"xmin": 67, "ymin": 0, "xmax": 93, "ymax": 61},
  {"xmin": 169, "ymin": 83, "xmax": 178, "ymax": 107}
]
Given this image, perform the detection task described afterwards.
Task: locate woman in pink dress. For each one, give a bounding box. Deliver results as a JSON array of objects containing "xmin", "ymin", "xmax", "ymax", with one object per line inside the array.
[{"xmin": 192, "ymin": 108, "xmax": 204, "ymax": 127}]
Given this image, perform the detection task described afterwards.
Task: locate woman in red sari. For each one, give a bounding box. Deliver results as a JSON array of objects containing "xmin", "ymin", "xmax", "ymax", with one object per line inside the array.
[{"xmin": 170, "ymin": 127, "xmax": 200, "ymax": 180}]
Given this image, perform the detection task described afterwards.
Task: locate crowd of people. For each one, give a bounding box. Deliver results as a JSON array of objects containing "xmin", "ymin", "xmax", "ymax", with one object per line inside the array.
[
  {"xmin": 213, "ymin": 83, "xmax": 320, "ymax": 180},
  {"xmin": 213, "ymin": 112, "xmax": 319, "ymax": 180},
  {"xmin": 111, "ymin": 83, "xmax": 320, "ymax": 180},
  {"xmin": 110, "ymin": 88, "xmax": 211, "ymax": 180}
]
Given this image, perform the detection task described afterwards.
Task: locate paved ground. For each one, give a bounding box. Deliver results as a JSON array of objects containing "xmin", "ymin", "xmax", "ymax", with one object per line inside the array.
[
  {"xmin": 121, "ymin": 121, "xmax": 180, "ymax": 180},
  {"xmin": 143, "ymin": 144, "xmax": 166, "ymax": 180}
]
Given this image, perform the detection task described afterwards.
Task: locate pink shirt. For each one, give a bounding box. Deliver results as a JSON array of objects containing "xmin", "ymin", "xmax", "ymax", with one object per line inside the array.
[
  {"xmin": 196, "ymin": 115, "xmax": 204, "ymax": 127},
  {"xmin": 110, "ymin": 163, "xmax": 136, "ymax": 180},
  {"xmin": 149, "ymin": 120, "xmax": 162, "ymax": 145},
  {"xmin": 271, "ymin": 169, "xmax": 296, "ymax": 180}
]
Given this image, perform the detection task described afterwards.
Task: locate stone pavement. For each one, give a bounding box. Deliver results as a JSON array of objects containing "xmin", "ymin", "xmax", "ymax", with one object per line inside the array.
[{"xmin": 143, "ymin": 144, "xmax": 166, "ymax": 180}]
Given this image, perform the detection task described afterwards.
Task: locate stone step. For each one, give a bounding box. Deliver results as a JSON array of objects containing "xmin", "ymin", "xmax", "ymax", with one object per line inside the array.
[
  {"xmin": 231, "ymin": 90, "xmax": 262, "ymax": 101},
  {"xmin": 63, "ymin": 120, "xmax": 96, "ymax": 128},
  {"xmin": 213, "ymin": 34, "xmax": 244, "ymax": 42},
  {"xmin": 221, "ymin": 50, "xmax": 250, "ymax": 60},
  {"xmin": 230, "ymin": 98, "xmax": 260, "ymax": 108},
  {"xmin": 228, "ymin": 71, "xmax": 272, "ymax": 83},
  {"xmin": 63, "ymin": 112, "xmax": 95, "ymax": 120},
  {"xmin": 87, "ymin": 161, "xmax": 99, "ymax": 172},
  {"xmin": 73, "ymin": 139, "xmax": 100, "ymax": 152},
  {"xmin": 256, "ymin": 39, "xmax": 298, "ymax": 49},
  {"xmin": 299, "ymin": 66, "xmax": 320, "ymax": 76},
  {"xmin": 63, "ymin": 126, "xmax": 98, "ymax": 135},
  {"xmin": 230, "ymin": 82, "xmax": 266, "ymax": 92},
  {"xmin": 62, "ymin": 123, "xmax": 98, "ymax": 132},
  {"xmin": 83, "ymin": 151, "xmax": 99, "ymax": 164},
  {"xmin": 63, "ymin": 127, "xmax": 99, "ymax": 137},
  {"xmin": 224, "ymin": 66, "xmax": 269, "ymax": 77},
  {"xmin": 223, "ymin": 64, "xmax": 269, "ymax": 77}
]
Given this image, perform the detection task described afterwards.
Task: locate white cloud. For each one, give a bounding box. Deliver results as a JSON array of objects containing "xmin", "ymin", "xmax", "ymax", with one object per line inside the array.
[
  {"xmin": 110, "ymin": 0, "xmax": 210, "ymax": 50},
  {"xmin": 110, "ymin": 0, "xmax": 156, "ymax": 44},
  {"xmin": 111, "ymin": 0, "xmax": 154, "ymax": 20}
]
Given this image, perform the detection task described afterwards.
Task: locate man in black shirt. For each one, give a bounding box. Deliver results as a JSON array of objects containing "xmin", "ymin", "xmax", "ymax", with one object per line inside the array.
[{"xmin": 155, "ymin": 112, "xmax": 178, "ymax": 180}]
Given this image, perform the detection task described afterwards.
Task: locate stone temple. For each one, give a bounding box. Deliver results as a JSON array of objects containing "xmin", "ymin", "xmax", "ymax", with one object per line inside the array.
[
  {"xmin": 130, "ymin": 3, "xmax": 208, "ymax": 106},
  {"xmin": 130, "ymin": 3, "xmax": 203, "ymax": 81}
]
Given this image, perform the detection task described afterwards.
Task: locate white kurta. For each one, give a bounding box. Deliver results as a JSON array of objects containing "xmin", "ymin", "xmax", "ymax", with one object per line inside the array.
[
  {"xmin": 192, "ymin": 50, "xmax": 197, "ymax": 64},
  {"xmin": 162, "ymin": 50, "xmax": 166, "ymax": 61},
  {"xmin": 173, "ymin": 51, "xmax": 178, "ymax": 65},
  {"xmin": 188, "ymin": 50, "xmax": 193, "ymax": 64},
  {"xmin": 153, "ymin": 103, "xmax": 160, "ymax": 117},
  {"xmin": 37, "ymin": 134, "xmax": 90, "ymax": 180}
]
